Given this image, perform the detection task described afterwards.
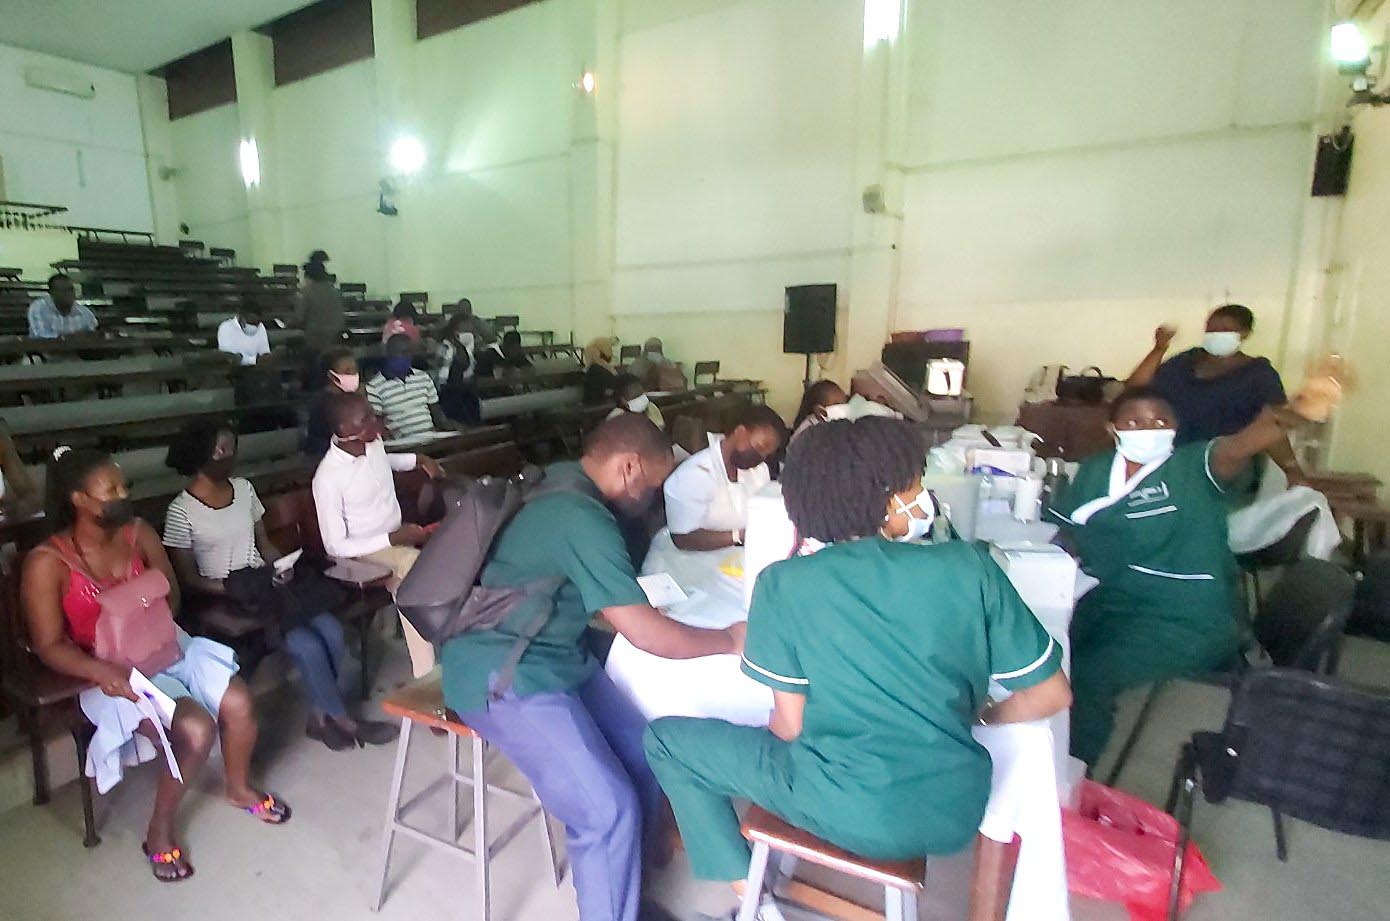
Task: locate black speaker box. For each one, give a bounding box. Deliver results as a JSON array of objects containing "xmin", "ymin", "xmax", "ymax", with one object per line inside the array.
[
  {"xmin": 783, "ymin": 284, "xmax": 837, "ymax": 355},
  {"xmin": 1312, "ymin": 128, "xmax": 1354, "ymax": 197}
]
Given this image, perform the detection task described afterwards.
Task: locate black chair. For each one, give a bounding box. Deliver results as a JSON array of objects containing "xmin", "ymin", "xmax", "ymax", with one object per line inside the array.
[
  {"xmin": 1235, "ymin": 509, "xmax": 1320, "ymax": 613},
  {"xmin": 1165, "ymin": 669, "xmax": 1390, "ymax": 920},
  {"xmin": 619, "ymin": 344, "xmax": 640, "ymax": 363},
  {"xmin": 1105, "ymin": 558, "xmax": 1355, "ymax": 786}
]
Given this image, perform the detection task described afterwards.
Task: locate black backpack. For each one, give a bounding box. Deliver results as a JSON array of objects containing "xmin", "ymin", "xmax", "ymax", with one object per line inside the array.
[
  {"xmin": 1350, "ymin": 551, "xmax": 1390, "ymax": 641},
  {"xmin": 396, "ymin": 465, "xmax": 596, "ymax": 698}
]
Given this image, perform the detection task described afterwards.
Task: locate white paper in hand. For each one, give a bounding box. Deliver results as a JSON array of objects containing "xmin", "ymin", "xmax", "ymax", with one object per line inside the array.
[
  {"xmin": 273, "ymin": 549, "xmax": 303, "ymax": 574},
  {"xmin": 129, "ymin": 670, "xmax": 183, "ymax": 783},
  {"xmin": 637, "ymin": 573, "xmax": 689, "ymax": 608}
]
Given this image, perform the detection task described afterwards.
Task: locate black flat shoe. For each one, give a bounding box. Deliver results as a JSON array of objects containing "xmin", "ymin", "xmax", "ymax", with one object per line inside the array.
[
  {"xmin": 307, "ymin": 720, "xmax": 357, "ymax": 751},
  {"xmin": 355, "ymin": 720, "xmax": 400, "ymax": 746}
]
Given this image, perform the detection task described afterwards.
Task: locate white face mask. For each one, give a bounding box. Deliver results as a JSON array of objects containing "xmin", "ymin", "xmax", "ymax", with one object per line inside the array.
[
  {"xmin": 1202, "ymin": 331, "xmax": 1242, "ymax": 357},
  {"xmin": 885, "ymin": 491, "xmax": 936, "ymax": 543},
  {"xmin": 626, "ymin": 394, "xmax": 650, "ymax": 413},
  {"xmin": 821, "ymin": 403, "xmax": 852, "ymax": 421},
  {"xmin": 241, "ymin": 322, "xmax": 259, "ymax": 336},
  {"xmin": 1113, "ymin": 428, "xmax": 1176, "ymax": 465}
]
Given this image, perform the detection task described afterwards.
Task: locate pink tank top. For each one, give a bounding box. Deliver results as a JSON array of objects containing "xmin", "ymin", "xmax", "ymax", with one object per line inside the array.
[{"xmin": 45, "ymin": 525, "xmax": 144, "ymax": 653}]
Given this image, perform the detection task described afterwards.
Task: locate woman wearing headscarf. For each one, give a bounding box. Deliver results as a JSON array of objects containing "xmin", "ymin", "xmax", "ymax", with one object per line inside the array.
[{"xmin": 582, "ymin": 336, "xmax": 620, "ymax": 406}]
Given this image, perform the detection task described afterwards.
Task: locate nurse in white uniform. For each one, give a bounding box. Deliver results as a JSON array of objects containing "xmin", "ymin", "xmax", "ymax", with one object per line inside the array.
[{"xmin": 664, "ymin": 405, "xmax": 788, "ymax": 552}]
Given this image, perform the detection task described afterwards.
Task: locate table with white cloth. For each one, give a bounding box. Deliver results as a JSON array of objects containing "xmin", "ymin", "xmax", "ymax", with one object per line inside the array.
[{"xmin": 606, "ymin": 529, "xmax": 1074, "ymax": 921}]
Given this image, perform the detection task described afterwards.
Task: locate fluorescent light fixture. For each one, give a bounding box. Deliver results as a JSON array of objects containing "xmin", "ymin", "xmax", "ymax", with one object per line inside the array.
[
  {"xmin": 580, "ymin": 70, "xmax": 597, "ymax": 94},
  {"xmin": 238, "ymin": 138, "xmax": 260, "ymax": 187},
  {"xmin": 390, "ymin": 135, "xmax": 426, "ymax": 176},
  {"xmin": 864, "ymin": 0, "xmax": 901, "ymax": 46},
  {"xmin": 1331, "ymin": 22, "xmax": 1371, "ymax": 68}
]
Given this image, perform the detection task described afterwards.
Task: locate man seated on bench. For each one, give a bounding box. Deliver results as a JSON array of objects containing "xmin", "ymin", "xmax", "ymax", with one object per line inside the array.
[
  {"xmin": 312, "ymin": 392, "xmax": 443, "ymax": 677},
  {"xmin": 366, "ymin": 334, "xmax": 460, "ymax": 440},
  {"xmin": 216, "ymin": 302, "xmax": 271, "ymax": 366},
  {"xmin": 28, "ymin": 274, "xmax": 98, "ymax": 339}
]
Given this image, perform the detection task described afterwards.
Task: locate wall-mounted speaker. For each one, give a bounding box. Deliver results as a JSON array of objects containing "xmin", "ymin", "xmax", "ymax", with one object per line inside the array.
[
  {"xmin": 783, "ymin": 284, "xmax": 837, "ymax": 355},
  {"xmin": 1312, "ymin": 127, "xmax": 1354, "ymax": 197}
]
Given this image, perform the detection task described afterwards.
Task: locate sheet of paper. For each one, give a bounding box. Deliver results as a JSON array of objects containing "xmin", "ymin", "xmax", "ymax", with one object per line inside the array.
[
  {"xmin": 637, "ymin": 573, "xmax": 689, "ymax": 608},
  {"xmin": 130, "ymin": 672, "xmax": 183, "ymax": 784},
  {"xmin": 129, "ymin": 669, "xmax": 177, "ymax": 727},
  {"xmin": 273, "ymin": 548, "xmax": 303, "ymax": 573}
]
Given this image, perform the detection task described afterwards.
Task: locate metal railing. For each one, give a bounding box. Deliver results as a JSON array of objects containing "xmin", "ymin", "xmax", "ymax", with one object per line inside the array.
[{"xmin": 0, "ymin": 201, "xmax": 154, "ymax": 246}]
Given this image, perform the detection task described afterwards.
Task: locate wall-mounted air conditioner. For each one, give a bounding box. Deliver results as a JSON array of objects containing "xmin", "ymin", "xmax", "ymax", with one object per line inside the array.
[{"xmin": 24, "ymin": 65, "xmax": 96, "ymax": 99}]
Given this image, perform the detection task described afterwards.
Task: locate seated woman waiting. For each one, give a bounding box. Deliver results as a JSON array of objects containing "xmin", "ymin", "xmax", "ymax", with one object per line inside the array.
[
  {"xmin": 1049, "ymin": 381, "xmax": 1336, "ymax": 766},
  {"xmin": 664, "ymin": 405, "xmax": 788, "ymax": 552},
  {"xmin": 21, "ymin": 446, "xmax": 290, "ymax": 882},
  {"xmin": 305, "ymin": 347, "xmax": 361, "ymax": 459},
  {"xmin": 163, "ymin": 421, "xmax": 397, "ymax": 752},
  {"xmin": 645, "ymin": 418, "xmax": 1071, "ymax": 914},
  {"xmin": 790, "ymin": 379, "xmax": 848, "ymax": 440},
  {"xmin": 607, "ymin": 373, "xmax": 666, "ymax": 430}
]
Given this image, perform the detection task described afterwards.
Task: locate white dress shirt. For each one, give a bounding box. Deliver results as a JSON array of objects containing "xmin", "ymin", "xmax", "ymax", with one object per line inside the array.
[
  {"xmin": 217, "ymin": 317, "xmax": 271, "ymax": 366},
  {"xmin": 311, "ymin": 439, "xmax": 418, "ymax": 558},
  {"xmin": 663, "ymin": 432, "xmax": 771, "ymax": 535}
]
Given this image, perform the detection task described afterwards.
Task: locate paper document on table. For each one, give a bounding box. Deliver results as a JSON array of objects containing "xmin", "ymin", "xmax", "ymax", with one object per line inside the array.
[
  {"xmin": 273, "ymin": 549, "xmax": 303, "ymax": 574},
  {"xmin": 130, "ymin": 670, "xmax": 183, "ymax": 783},
  {"xmin": 637, "ymin": 573, "xmax": 689, "ymax": 608}
]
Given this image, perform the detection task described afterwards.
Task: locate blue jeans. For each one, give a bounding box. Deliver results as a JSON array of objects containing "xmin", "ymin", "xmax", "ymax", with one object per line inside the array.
[
  {"xmin": 456, "ymin": 669, "xmax": 660, "ymax": 921},
  {"xmin": 282, "ymin": 613, "xmax": 349, "ymax": 719}
]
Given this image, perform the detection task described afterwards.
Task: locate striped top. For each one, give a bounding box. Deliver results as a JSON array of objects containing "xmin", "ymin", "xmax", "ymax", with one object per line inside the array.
[
  {"xmin": 162, "ymin": 478, "xmax": 265, "ymax": 580},
  {"xmin": 366, "ymin": 369, "xmax": 440, "ymax": 439}
]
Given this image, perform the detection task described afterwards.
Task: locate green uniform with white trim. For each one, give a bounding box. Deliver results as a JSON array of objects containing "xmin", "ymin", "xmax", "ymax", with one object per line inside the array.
[
  {"xmin": 1049, "ymin": 441, "xmax": 1241, "ymax": 765},
  {"xmin": 643, "ymin": 539, "xmax": 1061, "ymax": 881}
]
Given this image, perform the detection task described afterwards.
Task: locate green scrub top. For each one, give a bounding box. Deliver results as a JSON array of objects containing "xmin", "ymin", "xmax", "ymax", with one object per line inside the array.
[
  {"xmin": 1048, "ymin": 442, "xmax": 1239, "ymax": 649},
  {"xmin": 740, "ymin": 539, "xmax": 1062, "ymax": 855},
  {"xmin": 441, "ymin": 463, "xmax": 648, "ymax": 713}
]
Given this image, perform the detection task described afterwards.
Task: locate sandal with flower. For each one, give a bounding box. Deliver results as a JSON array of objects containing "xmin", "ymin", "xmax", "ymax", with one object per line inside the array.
[
  {"xmin": 239, "ymin": 791, "xmax": 292, "ymax": 825},
  {"xmin": 142, "ymin": 842, "xmax": 194, "ymax": 882}
]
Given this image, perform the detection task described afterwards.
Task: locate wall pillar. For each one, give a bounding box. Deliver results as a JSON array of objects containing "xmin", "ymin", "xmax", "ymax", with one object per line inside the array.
[
  {"xmin": 134, "ymin": 75, "xmax": 181, "ymax": 245},
  {"xmin": 371, "ymin": 0, "xmax": 422, "ymax": 301},
  {"xmin": 230, "ymin": 31, "xmax": 283, "ymax": 271},
  {"xmin": 837, "ymin": 0, "xmax": 914, "ymax": 385},
  {"xmin": 565, "ymin": 0, "xmax": 620, "ymax": 344}
]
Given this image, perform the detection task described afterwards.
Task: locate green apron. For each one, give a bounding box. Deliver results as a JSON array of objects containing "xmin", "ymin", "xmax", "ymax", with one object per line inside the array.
[{"xmin": 1050, "ymin": 442, "xmax": 1240, "ymax": 764}]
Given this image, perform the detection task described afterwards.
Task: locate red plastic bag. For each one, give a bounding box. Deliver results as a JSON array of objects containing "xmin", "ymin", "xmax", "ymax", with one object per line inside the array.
[{"xmin": 1062, "ymin": 780, "xmax": 1221, "ymax": 921}]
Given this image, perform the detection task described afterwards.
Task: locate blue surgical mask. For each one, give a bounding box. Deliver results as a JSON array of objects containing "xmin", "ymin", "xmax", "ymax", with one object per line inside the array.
[{"xmin": 384, "ymin": 355, "xmax": 413, "ymax": 378}]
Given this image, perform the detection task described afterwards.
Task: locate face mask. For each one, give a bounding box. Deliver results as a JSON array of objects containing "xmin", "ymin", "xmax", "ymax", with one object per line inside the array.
[
  {"xmin": 885, "ymin": 492, "xmax": 935, "ymax": 543},
  {"xmin": 329, "ymin": 371, "xmax": 359, "ymax": 392},
  {"xmin": 646, "ymin": 351, "xmax": 663, "ymax": 362},
  {"xmin": 821, "ymin": 403, "xmax": 851, "ymax": 421},
  {"xmin": 1202, "ymin": 331, "xmax": 1242, "ymax": 357},
  {"xmin": 626, "ymin": 394, "xmax": 651, "ymax": 413},
  {"xmin": 731, "ymin": 448, "xmax": 765, "ymax": 471},
  {"xmin": 384, "ymin": 355, "xmax": 413, "ymax": 378},
  {"xmin": 97, "ymin": 497, "xmax": 135, "ymax": 530},
  {"xmin": 241, "ymin": 322, "xmax": 259, "ymax": 336},
  {"xmin": 1113, "ymin": 428, "xmax": 1176, "ymax": 465}
]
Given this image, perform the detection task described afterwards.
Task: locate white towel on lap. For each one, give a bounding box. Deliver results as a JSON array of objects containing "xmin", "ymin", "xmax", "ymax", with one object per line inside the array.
[
  {"xmin": 1227, "ymin": 465, "xmax": 1341, "ymax": 560},
  {"xmin": 80, "ymin": 633, "xmax": 238, "ymax": 794}
]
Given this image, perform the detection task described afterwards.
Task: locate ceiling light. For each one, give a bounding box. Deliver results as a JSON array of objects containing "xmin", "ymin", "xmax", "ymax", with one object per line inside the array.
[
  {"xmin": 580, "ymin": 70, "xmax": 597, "ymax": 94},
  {"xmin": 238, "ymin": 138, "xmax": 260, "ymax": 187},
  {"xmin": 1332, "ymin": 22, "xmax": 1371, "ymax": 71},
  {"xmin": 864, "ymin": 0, "xmax": 901, "ymax": 46},
  {"xmin": 390, "ymin": 135, "xmax": 426, "ymax": 176}
]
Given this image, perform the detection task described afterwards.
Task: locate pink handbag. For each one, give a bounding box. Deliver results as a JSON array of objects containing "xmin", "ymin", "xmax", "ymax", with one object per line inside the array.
[{"xmin": 90, "ymin": 567, "xmax": 181, "ymax": 676}]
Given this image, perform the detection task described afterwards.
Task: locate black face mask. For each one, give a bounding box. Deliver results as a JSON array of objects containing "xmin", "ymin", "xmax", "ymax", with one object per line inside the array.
[
  {"xmin": 203, "ymin": 457, "xmax": 235, "ymax": 480},
  {"xmin": 730, "ymin": 448, "xmax": 765, "ymax": 471},
  {"xmin": 97, "ymin": 498, "xmax": 135, "ymax": 530}
]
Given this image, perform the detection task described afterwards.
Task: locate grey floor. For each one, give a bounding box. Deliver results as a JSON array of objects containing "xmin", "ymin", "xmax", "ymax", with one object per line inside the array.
[{"xmin": 1, "ymin": 629, "xmax": 1387, "ymax": 921}]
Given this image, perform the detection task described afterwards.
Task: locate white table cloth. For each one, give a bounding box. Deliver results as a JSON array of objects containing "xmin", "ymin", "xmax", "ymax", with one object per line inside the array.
[{"xmin": 607, "ymin": 529, "xmax": 1072, "ymax": 921}]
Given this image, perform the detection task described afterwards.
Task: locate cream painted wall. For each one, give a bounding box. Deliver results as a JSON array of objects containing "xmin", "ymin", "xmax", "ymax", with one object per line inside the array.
[
  {"xmin": 168, "ymin": 103, "xmax": 251, "ymax": 258},
  {"xmin": 613, "ymin": 0, "xmax": 863, "ymax": 415},
  {"xmin": 0, "ymin": 42, "xmax": 154, "ymax": 232},
  {"xmin": 893, "ymin": 0, "xmax": 1325, "ymax": 420}
]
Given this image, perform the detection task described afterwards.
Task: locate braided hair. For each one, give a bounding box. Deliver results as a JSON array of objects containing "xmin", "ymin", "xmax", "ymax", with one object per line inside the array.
[
  {"xmin": 45, "ymin": 446, "xmax": 113, "ymax": 531},
  {"xmin": 781, "ymin": 417, "xmax": 925, "ymax": 543}
]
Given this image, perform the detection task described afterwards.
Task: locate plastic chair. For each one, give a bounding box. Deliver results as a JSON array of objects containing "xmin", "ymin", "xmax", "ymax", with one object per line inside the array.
[
  {"xmin": 1165, "ymin": 669, "xmax": 1390, "ymax": 919},
  {"xmin": 1106, "ymin": 558, "xmax": 1355, "ymax": 786},
  {"xmin": 371, "ymin": 678, "xmax": 560, "ymax": 920}
]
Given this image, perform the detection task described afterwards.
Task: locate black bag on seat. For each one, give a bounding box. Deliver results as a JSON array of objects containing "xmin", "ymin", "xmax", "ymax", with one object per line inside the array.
[
  {"xmin": 395, "ymin": 464, "xmax": 595, "ymax": 698},
  {"xmin": 1351, "ymin": 550, "xmax": 1390, "ymax": 641}
]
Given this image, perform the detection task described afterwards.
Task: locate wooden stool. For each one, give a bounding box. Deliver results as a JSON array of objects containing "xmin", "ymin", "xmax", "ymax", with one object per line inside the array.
[
  {"xmin": 738, "ymin": 806, "xmax": 926, "ymax": 921},
  {"xmin": 371, "ymin": 678, "xmax": 560, "ymax": 921}
]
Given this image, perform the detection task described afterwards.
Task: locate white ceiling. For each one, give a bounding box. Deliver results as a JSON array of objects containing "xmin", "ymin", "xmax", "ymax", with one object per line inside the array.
[{"xmin": 0, "ymin": 0, "xmax": 316, "ymax": 74}]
